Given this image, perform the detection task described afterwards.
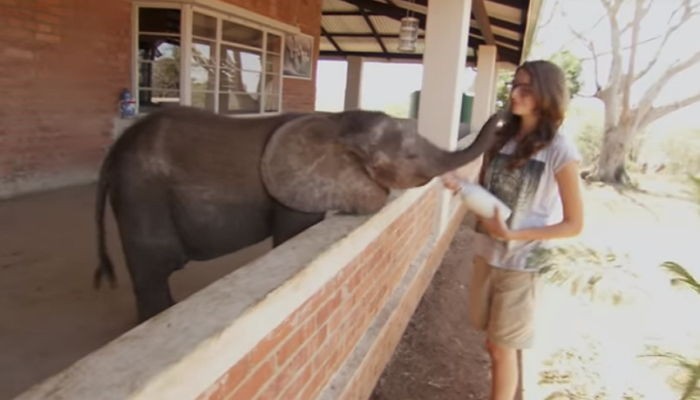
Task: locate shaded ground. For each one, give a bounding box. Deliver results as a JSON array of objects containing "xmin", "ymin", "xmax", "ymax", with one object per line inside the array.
[
  {"xmin": 373, "ymin": 174, "xmax": 700, "ymax": 400},
  {"xmin": 0, "ymin": 184, "xmax": 271, "ymax": 399},
  {"xmin": 371, "ymin": 215, "xmax": 492, "ymax": 400}
]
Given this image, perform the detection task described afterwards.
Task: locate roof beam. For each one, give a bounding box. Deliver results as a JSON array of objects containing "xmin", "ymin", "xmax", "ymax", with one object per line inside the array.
[
  {"xmin": 358, "ymin": 7, "xmax": 388, "ymax": 54},
  {"xmin": 330, "ymin": 1, "xmax": 522, "ymax": 34},
  {"xmin": 320, "ymin": 50, "xmax": 476, "ymax": 64},
  {"xmin": 469, "ymin": 37, "xmax": 520, "ymax": 64},
  {"xmin": 324, "ymin": 31, "xmax": 425, "ymax": 39},
  {"xmin": 487, "ymin": 0, "xmax": 524, "ymax": 9},
  {"xmin": 472, "ymin": 0, "xmax": 496, "ymax": 45},
  {"xmin": 321, "ymin": 26, "xmax": 342, "ymax": 52},
  {"xmin": 468, "ymin": 28, "xmax": 520, "ymax": 47},
  {"xmin": 483, "ymin": 16, "xmax": 523, "ymax": 33},
  {"xmin": 338, "ymin": 0, "xmax": 427, "ymax": 29},
  {"xmin": 322, "ymin": 29, "xmax": 518, "ymax": 48}
]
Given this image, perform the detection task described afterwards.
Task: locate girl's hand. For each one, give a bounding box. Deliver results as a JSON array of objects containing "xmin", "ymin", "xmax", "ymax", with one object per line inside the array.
[
  {"xmin": 478, "ymin": 207, "xmax": 514, "ymax": 240},
  {"xmin": 441, "ymin": 172, "xmax": 462, "ymax": 193}
]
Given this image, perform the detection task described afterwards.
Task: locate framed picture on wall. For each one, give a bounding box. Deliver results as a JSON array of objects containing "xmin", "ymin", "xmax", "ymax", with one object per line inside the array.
[{"xmin": 283, "ymin": 32, "xmax": 314, "ymax": 80}]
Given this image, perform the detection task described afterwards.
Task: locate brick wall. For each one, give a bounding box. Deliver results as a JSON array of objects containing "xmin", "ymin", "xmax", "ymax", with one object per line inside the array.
[
  {"xmin": 15, "ymin": 185, "xmax": 465, "ymax": 400},
  {"xmin": 197, "ymin": 187, "xmax": 441, "ymax": 400},
  {"xmin": 0, "ymin": 0, "xmax": 132, "ymax": 197},
  {"xmin": 0, "ymin": 0, "xmax": 321, "ymax": 198}
]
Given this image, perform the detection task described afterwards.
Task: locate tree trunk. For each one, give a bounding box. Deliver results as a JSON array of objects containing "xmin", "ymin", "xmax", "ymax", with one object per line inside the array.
[{"xmin": 595, "ymin": 124, "xmax": 634, "ymax": 184}]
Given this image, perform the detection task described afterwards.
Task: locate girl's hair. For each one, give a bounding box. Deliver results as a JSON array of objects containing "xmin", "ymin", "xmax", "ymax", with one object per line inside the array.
[{"xmin": 485, "ymin": 60, "xmax": 569, "ymax": 170}]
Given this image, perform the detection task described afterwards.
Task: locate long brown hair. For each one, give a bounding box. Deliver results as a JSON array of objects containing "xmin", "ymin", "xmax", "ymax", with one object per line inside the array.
[{"xmin": 484, "ymin": 60, "xmax": 569, "ymax": 171}]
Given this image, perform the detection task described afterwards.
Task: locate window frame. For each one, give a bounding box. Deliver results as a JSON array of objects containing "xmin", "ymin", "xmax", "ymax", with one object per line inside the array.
[{"xmin": 132, "ymin": 1, "xmax": 294, "ymax": 115}]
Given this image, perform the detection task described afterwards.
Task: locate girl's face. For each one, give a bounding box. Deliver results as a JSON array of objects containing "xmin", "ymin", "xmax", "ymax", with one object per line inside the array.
[{"xmin": 509, "ymin": 69, "xmax": 537, "ymax": 117}]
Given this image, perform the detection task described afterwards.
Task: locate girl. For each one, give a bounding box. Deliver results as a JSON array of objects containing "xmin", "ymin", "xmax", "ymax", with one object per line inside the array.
[{"xmin": 442, "ymin": 60, "xmax": 584, "ymax": 400}]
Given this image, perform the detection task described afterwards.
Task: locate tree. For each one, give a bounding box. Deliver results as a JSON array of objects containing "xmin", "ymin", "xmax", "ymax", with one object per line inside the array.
[
  {"xmin": 549, "ymin": 50, "xmax": 583, "ymax": 97},
  {"xmin": 563, "ymin": 0, "xmax": 700, "ymax": 184}
]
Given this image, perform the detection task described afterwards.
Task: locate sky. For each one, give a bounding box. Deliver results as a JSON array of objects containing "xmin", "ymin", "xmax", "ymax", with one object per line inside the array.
[{"xmin": 315, "ymin": 0, "xmax": 700, "ymax": 128}]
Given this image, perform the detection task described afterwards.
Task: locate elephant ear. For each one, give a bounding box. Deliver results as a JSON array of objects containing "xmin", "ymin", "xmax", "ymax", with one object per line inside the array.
[{"xmin": 261, "ymin": 114, "xmax": 389, "ymax": 214}]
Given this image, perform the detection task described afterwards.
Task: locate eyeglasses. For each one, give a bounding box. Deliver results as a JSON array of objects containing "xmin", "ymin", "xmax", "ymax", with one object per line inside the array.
[{"xmin": 507, "ymin": 82, "xmax": 535, "ymax": 97}]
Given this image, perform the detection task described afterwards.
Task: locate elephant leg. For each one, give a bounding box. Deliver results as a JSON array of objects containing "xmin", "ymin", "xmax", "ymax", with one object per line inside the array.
[
  {"xmin": 113, "ymin": 189, "xmax": 188, "ymax": 322},
  {"xmin": 271, "ymin": 202, "xmax": 325, "ymax": 247},
  {"xmin": 122, "ymin": 246, "xmax": 186, "ymax": 322}
]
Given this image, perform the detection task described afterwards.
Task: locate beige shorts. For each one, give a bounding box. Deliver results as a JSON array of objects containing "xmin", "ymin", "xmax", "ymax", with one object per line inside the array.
[{"xmin": 469, "ymin": 256, "xmax": 539, "ymax": 349}]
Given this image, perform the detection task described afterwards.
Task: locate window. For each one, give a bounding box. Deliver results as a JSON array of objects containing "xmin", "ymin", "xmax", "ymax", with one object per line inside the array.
[
  {"xmin": 137, "ymin": 8, "xmax": 182, "ymax": 113},
  {"xmin": 135, "ymin": 4, "xmax": 285, "ymax": 115}
]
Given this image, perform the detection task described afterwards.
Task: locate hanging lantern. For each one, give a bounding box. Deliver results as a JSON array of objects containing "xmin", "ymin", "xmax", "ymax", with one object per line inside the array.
[{"xmin": 397, "ymin": 16, "xmax": 419, "ymax": 52}]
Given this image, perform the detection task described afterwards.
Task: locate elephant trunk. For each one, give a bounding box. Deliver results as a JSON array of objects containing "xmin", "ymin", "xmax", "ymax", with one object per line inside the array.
[{"xmin": 424, "ymin": 111, "xmax": 506, "ymax": 177}]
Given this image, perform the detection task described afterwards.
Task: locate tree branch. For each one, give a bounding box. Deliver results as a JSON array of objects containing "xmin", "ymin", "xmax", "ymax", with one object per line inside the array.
[
  {"xmin": 640, "ymin": 91, "xmax": 700, "ymax": 127},
  {"xmin": 635, "ymin": 50, "xmax": 700, "ymax": 127},
  {"xmin": 602, "ymin": 0, "xmax": 623, "ymax": 95},
  {"xmin": 622, "ymin": 0, "xmax": 645, "ymax": 119},
  {"xmin": 634, "ymin": 0, "xmax": 700, "ymax": 82}
]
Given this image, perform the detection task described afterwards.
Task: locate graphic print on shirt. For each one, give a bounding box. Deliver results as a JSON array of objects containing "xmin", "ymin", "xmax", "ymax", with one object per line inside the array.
[{"xmin": 484, "ymin": 154, "xmax": 545, "ymax": 231}]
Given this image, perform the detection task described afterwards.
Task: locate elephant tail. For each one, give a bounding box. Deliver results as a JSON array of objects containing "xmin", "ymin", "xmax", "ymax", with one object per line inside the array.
[{"xmin": 94, "ymin": 150, "xmax": 117, "ymax": 289}]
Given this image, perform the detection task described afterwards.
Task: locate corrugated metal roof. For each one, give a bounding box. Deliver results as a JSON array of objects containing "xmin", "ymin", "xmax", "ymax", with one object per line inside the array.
[{"xmin": 320, "ymin": 0, "xmax": 541, "ymax": 66}]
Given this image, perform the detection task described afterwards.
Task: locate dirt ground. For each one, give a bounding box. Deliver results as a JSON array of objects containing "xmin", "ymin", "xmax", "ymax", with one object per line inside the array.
[
  {"xmin": 370, "ymin": 215, "xmax": 493, "ymax": 400},
  {"xmin": 0, "ymin": 183, "xmax": 272, "ymax": 399},
  {"xmin": 371, "ymin": 174, "xmax": 700, "ymax": 400}
]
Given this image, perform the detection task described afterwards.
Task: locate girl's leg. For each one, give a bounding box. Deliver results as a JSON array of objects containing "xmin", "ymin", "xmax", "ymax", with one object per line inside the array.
[
  {"xmin": 486, "ymin": 339, "xmax": 519, "ymax": 400},
  {"xmin": 486, "ymin": 269, "xmax": 538, "ymax": 399}
]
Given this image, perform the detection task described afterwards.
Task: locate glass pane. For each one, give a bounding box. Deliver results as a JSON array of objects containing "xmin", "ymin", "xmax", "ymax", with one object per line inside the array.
[
  {"xmin": 138, "ymin": 60, "xmax": 179, "ymax": 91},
  {"xmin": 263, "ymin": 73, "xmax": 280, "ymax": 96},
  {"xmin": 264, "ymin": 95, "xmax": 280, "ymax": 112},
  {"xmin": 191, "ymin": 40, "xmax": 216, "ymax": 91},
  {"xmin": 193, "ymin": 12, "xmax": 216, "ymax": 39},
  {"xmin": 265, "ymin": 54, "xmax": 280, "ymax": 74},
  {"xmin": 220, "ymin": 69, "xmax": 261, "ymax": 94},
  {"xmin": 267, "ymin": 33, "xmax": 281, "ymax": 53},
  {"xmin": 139, "ymin": 8, "xmax": 180, "ymax": 33},
  {"xmin": 219, "ymin": 92, "xmax": 260, "ymax": 114},
  {"xmin": 139, "ymin": 35, "xmax": 180, "ymax": 62},
  {"xmin": 222, "ymin": 20, "xmax": 262, "ymax": 47},
  {"xmin": 191, "ymin": 91, "xmax": 216, "ymax": 112},
  {"xmin": 139, "ymin": 90, "xmax": 180, "ymax": 112},
  {"xmin": 220, "ymin": 44, "xmax": 261, "ymax": 72}
]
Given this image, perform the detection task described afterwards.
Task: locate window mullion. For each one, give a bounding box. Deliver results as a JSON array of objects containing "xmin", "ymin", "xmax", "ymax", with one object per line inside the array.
[
  {"xmin": 261, "ymin": 32, "xmax": 267, "ymax": 113},
  {"xmin": 214, "ymin": 17, "xmax": 221, "ymax": 114},
  {"xmin": 181, "ymin": 5, "xmax": 193, "ymax": 106}
]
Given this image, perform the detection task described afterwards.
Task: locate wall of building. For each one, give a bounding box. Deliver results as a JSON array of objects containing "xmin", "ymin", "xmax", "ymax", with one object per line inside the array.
[
  {"xmin": 15, "ymin": 184, "xmax": 466, "ymax": 400},
  {"xmin": 0, "ymin": 0, "xmax": 321, "ymax": 199}
]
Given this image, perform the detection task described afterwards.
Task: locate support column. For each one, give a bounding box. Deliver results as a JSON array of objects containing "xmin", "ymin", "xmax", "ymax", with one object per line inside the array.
[
  {"xmin": 457, "ymin": 44, "xmax": 498, "ymax": 183},
  {"xmin": 471, "ymin": 45, "xmax": 498, "ymax": 131},
  {"xmin": 417, "ymin": 0, "xmax": 472, "ymax": 232},
  {"xmin": 344, "ymin": 56, "xmax": 363, "ymax": 110}
]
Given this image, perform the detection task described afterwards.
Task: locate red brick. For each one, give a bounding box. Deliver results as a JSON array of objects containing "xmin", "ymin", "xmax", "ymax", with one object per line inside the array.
[{"xmin": 225, "ymin": 357, "xmax": 276, "ymax": 400}]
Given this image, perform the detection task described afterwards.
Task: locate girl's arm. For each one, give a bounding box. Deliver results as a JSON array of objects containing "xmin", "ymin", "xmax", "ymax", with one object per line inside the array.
[{"xmin": 479, "ymin": 160, "xmax": 584, "ymax": 241}]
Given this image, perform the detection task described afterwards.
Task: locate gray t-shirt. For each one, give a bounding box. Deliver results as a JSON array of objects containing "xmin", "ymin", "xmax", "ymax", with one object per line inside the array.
[{"xmin": 473, "ymin": 132, "xmax": 581, "ymax": 270}]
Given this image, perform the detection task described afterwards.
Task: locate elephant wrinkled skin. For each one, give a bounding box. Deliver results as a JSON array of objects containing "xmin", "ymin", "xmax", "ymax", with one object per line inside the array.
[{"xmin": 94, "ymin": 106, "xmax": 503, "ymax": 321}]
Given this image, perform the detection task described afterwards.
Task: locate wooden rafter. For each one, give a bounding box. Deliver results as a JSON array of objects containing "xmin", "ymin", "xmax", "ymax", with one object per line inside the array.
[
  {"xmin": 321, "ymin": 0, "xmax": 531, "ymax": 65},
  {"xmin": 472, "ymin": 0, "xmax": 496, "ymax": 45},
  {"xmin": 321, "ymin": 26, "xmax": 342, "ymax": 52},
  {"xmin": 358, "ymin": 7, "xmax": 388, "ymax": 54}
]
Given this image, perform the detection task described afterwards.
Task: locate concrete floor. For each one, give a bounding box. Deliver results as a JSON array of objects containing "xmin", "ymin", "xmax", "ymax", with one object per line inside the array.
[{"xmin": 0, "ymin": 183, "xmax": 271, "ymax": 399}]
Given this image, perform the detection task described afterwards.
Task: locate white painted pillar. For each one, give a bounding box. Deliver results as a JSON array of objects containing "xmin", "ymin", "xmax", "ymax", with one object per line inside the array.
[
  {"xmin": 471, "ymin": 45, "xmax": 498, "ymax": 131},
  {"xmin": 344, "ymin": 56, "xmax": 363, "ymax": 110},
  {"xmin": 417, "ymin": 0, "xmax": 472, "ymax": 231},
  {"xmin": 456, "ymin": 44, "xmax": 498, "ymax": 183}
]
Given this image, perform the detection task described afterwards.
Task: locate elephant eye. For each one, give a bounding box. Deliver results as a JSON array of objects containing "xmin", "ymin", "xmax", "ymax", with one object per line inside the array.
[{"xmin": 405, "ymin": 153, "xmax": 419, "ymax": 160}]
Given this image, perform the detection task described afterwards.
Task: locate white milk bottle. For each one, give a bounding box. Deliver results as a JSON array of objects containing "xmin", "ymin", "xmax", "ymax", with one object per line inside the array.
[{"xmin": 458, "ymin": 182, "xmax": 512, "ymax": 221}]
